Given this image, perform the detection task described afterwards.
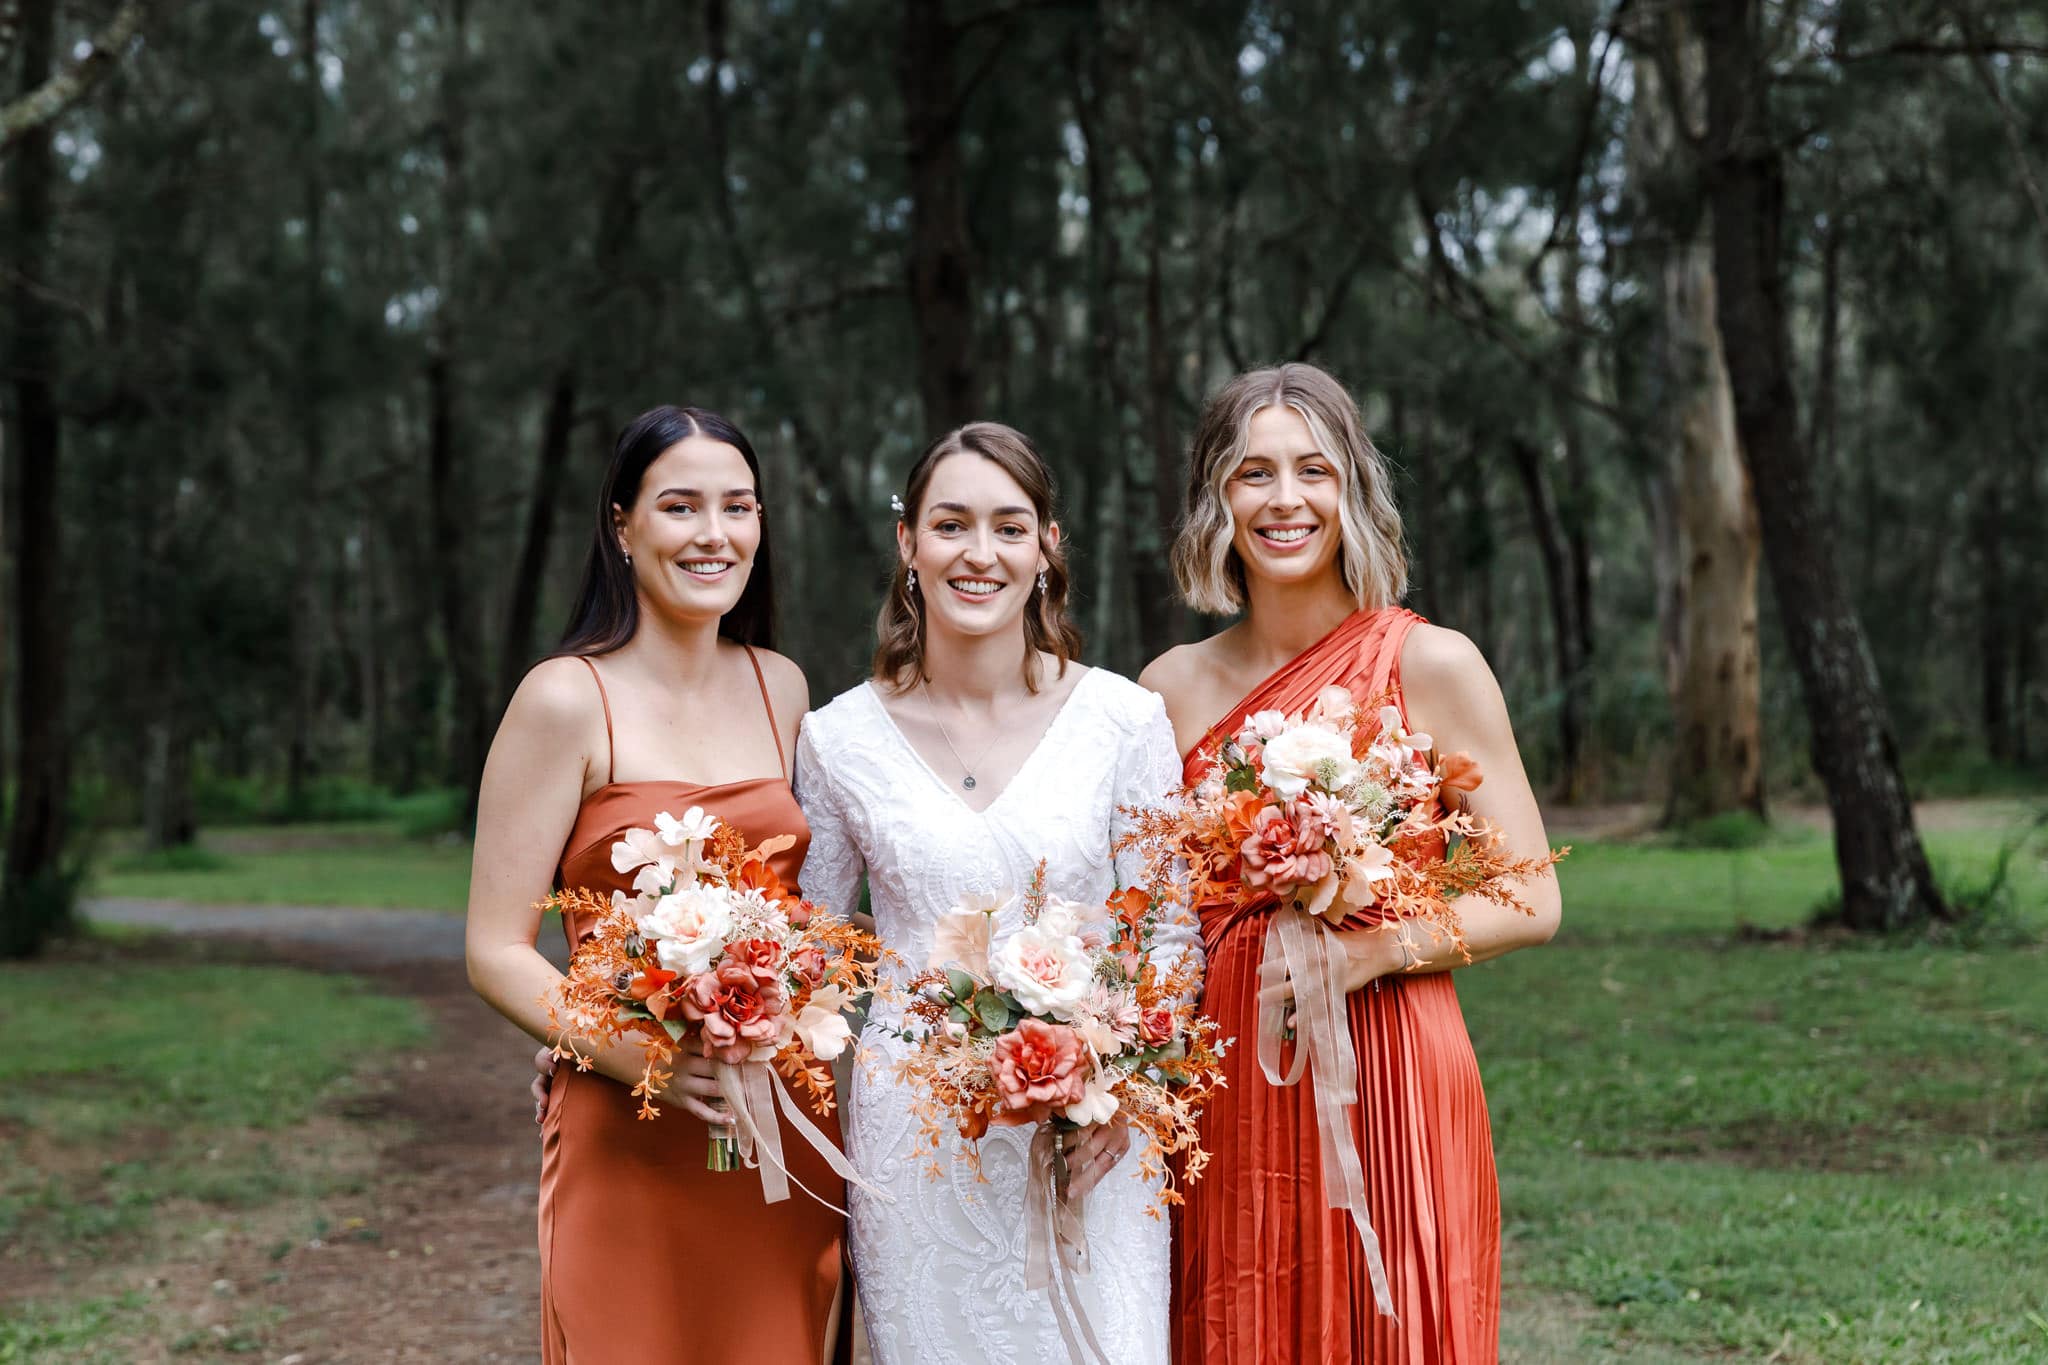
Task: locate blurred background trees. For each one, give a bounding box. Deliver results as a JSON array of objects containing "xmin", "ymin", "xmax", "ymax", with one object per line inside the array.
[{"xmin": 5, "ymin": 0, "xmax": 2044, "ymax": 952}]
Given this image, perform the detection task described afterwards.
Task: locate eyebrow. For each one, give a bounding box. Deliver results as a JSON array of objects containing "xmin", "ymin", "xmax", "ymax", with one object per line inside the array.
[
  {"xmin": 654, "ymin": 487, "xmax": 757, "ymax": 499},
  {"xmin": 929, "ymin": 501, "xmax": 1035, "ymax": 517}
]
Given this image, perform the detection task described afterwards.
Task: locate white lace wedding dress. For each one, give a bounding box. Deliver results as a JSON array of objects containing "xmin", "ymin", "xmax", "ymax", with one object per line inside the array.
[{"xmin": 795, "ymin": 666, "xmax": 1190, "ymax": 1365}]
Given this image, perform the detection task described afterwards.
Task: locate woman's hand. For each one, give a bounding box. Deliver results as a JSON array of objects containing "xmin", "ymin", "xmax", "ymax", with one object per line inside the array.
[
  {"xmin": 1062, "ymin": 1117, "xmax": 1132, "ymax": 1198},
  {"xmin": 531, "ymin": 1046, "xmax": 557, "ymax": 1126},
  {"xmin": 661, "ymin": 1050, "xmax": 738, "ymax": 1129},
  {"xmin": 1256, "ymin": 924, "xmax": 1402, "ymax": 1027}
]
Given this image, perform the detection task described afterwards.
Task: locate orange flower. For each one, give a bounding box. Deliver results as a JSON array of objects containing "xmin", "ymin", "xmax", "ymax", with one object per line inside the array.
[
  {"xmin": 1436, "ymin": 750, "xmax": 1483, "ymax": 795},
  {"xmin": 628, "ymin": 966, "xmax": 682, "ymax": 1020},
  {"xmin": 988, "ymin": 1019, "xmax": 1090, "ymax": 1125}
]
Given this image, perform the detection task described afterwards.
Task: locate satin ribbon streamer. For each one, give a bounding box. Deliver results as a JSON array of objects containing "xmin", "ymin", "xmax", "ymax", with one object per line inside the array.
[
  {"xmin": 1258, "ymin": 907, "xmax": 1399, "ymax": 1320},
  {"xmin": 714, "ymin": 1060, "xmax": 893, "ymax": 1214},
  {"xmin": 1022, "ymin": 1124, "xmax": 1113, "ymax": 1365}
]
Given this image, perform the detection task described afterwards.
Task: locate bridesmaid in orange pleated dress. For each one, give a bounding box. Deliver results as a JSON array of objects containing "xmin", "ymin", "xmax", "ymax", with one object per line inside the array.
[
  {"xmin": 466, "ymin": 406, "xmax": 846, "ymax": 1364},
  {"xmin": 1140, "ymin": 364, "xmax": 1562, "ymax": 1365}
]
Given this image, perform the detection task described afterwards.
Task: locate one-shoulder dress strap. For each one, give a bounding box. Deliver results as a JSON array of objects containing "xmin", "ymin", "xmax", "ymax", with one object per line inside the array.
[
  {"xmin": 741, "ymin": 644, "xmax": 787, "ymax": 780},
  {"xmin": 576, "ymin": 655, "xmax": 616, "ymax": 786}
]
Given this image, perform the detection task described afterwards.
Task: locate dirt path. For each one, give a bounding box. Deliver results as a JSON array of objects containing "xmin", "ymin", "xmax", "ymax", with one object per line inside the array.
[{"xmin": 62, "ymin": 900, "xmax": 556, "ymax": 1363}]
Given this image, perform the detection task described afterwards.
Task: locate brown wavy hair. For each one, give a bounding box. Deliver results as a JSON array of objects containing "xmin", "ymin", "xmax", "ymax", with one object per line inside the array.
[{"xmin": 873, "ymin": 422, "xmax": 1083, "ymax": 692}]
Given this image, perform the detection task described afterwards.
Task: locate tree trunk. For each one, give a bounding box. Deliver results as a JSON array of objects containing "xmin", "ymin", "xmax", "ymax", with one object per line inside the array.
[
  {"xmin": 1628, "ymin": 23, "xmax": 1764, "ymax": 825},
  {"xmin": 2, "ymin": 0, "xmax": 73, "ymax": 958},
  {"xmin": 143, "ymin": 718, "xmax": 197, "ymax": 850},
  {"xmin": 498, "ymin": 366, "xmax": 576, "ymax": 707},
  {"xmin": 900, "ymin": 0, "xmax": 978, "ymax": 430},
  {"xmin": 1507, "ymin": 437, "xmax": 1584, "ymax": 797},
  {"xmin": 1134, "ymin": 95, "xmax": 1185, "ymax": 663},
  {"xmin": 1972, "ymin": 476, "xmax": 2009, "ymax": 760},
  {"xmin": 432, "ymin": 0, "xmax": 488, "ymax": 817},
  {"xmin": 287, "ymin": 0, "xmax": 326, "ymax": 806},
  {"xmin": 1663, "ymin": 241, "xmax": 1763, "ymax": 823},
  {"xmin": 1699, "ymin": 0, "xmax": 1947, "ymax": 930}
]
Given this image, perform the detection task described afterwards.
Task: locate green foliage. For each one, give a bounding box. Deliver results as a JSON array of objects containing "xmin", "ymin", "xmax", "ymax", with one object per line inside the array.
[
  {"xmin": 1471, "ymin": 811, "xmax": 2048, "ymax": 1359},
  {"xmin": 1663, "ymin": 811, "xmax": 1777, "ymax": 851}
]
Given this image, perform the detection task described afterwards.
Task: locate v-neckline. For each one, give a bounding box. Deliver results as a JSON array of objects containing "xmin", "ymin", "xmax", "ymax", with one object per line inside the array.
[{"xmin": 862, "ymin": 668, "xmax": 1097, "ymax": 816}]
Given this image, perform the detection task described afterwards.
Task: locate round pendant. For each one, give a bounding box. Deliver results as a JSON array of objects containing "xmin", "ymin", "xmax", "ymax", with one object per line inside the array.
[{"xmin": 961, "ymin": 775, "xmax": 978, "ymax": 790}]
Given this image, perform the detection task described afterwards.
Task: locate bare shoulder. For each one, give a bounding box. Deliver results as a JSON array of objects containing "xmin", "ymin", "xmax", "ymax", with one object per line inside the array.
[
  {"xmin": 508, "ymin": 656, "xmax": 606, "ymax": 735},
  {"xmin": 1138, "ymin": 630, "xmax": 1235, "ymax": 700},
  {"xmin": 1399, "ymin": 623, "xmax": 1497, "ymax": 697},
  {"xmin": 1399, "ymin": 624, "xmax": 1512, "ymax": 747},
  {"xmin": 748, "ymin": 645, "xmax": 811, "ymax": 716}
]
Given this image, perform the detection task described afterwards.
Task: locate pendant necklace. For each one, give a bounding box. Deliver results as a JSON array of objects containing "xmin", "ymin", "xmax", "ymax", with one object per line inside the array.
[{"xmin": 922, "ymin": 680, "xmax": 1001, "ymax": 791}]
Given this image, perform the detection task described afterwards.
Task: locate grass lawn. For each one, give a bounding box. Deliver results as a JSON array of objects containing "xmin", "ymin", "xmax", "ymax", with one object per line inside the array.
[
  {"xmin": 69, "ymin": 802, "xmax": 2048, "ymax": 1360},
  {"xmin": 91, "ymin": 822, "xmax": 475, "ymax": 912},
  {"xmin": 1470, "ymin": 811, "xmax": 2048, "ymax": 1361},
  {"xmin": 0, "ymin": 952, "xmax": 429, "ymax": 1359}
]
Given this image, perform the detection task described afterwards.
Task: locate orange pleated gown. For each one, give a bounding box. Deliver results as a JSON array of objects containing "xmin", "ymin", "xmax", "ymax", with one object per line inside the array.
[
  {"xmin": 1173, "ymin": 607, "xmax": 1501, "ymax": 1365},
  {"xmin": 537, "ymin": 653, "xmax": 845, "ymax": 1364}
]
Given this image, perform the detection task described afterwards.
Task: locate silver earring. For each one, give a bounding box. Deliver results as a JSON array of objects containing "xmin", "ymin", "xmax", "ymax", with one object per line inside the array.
[
  {"xmin": 622, "ymin": 551, "xmax": 632, "ymax": 564},
  {"xmin": 907, "ymin": 567, "xmax": 918, "ymax": 592},
  {"xmin": 1038, "ymin": 569, "xmax": 1048, "ymax": 595}
]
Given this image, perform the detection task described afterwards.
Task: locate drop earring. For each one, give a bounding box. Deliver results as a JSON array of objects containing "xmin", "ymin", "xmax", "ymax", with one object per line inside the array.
[
  {"xmin": 1037, "ymin": 569, "xmax": 1048, "ymax": 595},
  {"xmin": 907, "ymin": 566, "xmax": 918, "ymax": 592}
]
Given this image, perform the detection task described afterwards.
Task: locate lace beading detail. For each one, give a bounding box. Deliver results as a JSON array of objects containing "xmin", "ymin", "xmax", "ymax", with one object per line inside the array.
[{"xmin": 795, "ymin": 668, "xmax": 1191, "ymax": 1365}]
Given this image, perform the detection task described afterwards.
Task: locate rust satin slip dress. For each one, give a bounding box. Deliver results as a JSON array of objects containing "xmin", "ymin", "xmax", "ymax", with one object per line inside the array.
[
  {"xmin": 1173, "ymin": 607, "xmax": 1502, "ymax": 1365},
  {"xmin": 537, "ymin": 648, "xmax": 846, "ymax": 1365}
]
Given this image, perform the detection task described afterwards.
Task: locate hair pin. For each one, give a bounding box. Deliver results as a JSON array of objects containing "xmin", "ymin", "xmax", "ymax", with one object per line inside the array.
[{"xmin": 890, "ymin": 493, "xmax": 906, "ymax": 518}]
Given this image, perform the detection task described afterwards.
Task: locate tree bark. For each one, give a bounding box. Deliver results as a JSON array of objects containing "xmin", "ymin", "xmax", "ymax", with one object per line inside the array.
[
  {"xmin": 900, "ymin": 0, "xmax": 979, "ymax": 430},
  {"xmin": 0, "ymin": 0, "xmax": 146, "ymax": 153},
  {"xmin": 1134, "ymin": 55, "xmax": 1185, "ymax": 665},
  {"xmin": 430, "ymin": 0, "xmax": 488, "ymax": 815},
  {"xmin": 1629, "ymin": 20, "xmax": 1764, "ymax": 825},
  {"xmin": 497, "ymin": 366, "xmax": 576, "ymax": 706},
  {"xmin": 1507, "ymin": 437, "xmax": 1584, "ymax": 797},
  {"xmin": 2, "ymin": 0, "xmax": 72, "ymax": 958},
  {"xmin": 287, "ymin": 0, "xmax": 326, "ymax": 807},
  {"xmin": 1699, "ymin": 0, "xmax": 1947, "ymax": 930}
]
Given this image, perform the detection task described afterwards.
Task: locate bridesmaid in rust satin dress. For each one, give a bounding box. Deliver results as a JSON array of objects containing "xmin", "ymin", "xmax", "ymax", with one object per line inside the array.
[
  {"xmin": 466, "ymin": 406, "xmax": 844, "ymax": 1365},
  {"xmin": 1141, "ymin": 365, "xmax": 1562, "ymax": 1364}
]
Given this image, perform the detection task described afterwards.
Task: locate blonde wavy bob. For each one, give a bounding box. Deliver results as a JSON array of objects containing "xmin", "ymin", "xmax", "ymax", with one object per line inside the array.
[{"xmin": 1171, "ymin": 363, "xmax": 1408, "ymax": 616}]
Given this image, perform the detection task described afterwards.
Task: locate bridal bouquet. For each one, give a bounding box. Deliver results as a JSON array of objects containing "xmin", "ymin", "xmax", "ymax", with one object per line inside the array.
[
  {"xmin": 888, "ymin": 864, "xmax": 1225, "ymax": 1363},
  {"xmin": 542, "ymin": 806, "xmax": 892, "ymax": 1204},
  {"xmin": 890, "ymin": 864, "xmax": 1225, "ymax": 1203},
  {"xmin": 1115, "ymin": 684, "xmax": 1564, "ymax": 1318}
]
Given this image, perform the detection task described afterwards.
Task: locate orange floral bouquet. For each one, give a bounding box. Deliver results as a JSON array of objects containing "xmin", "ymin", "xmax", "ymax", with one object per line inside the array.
[
  {"xmin": 886, "ymin": 865, "xmax": 1226, "ymax": 1363},
  {"xmin": 542, "ymin": 806, "xmax": 893, "ymax": 1208},
  {"xmin": 1116, "ymin": 684, "xmax": 1565, "ymax": 1317}
]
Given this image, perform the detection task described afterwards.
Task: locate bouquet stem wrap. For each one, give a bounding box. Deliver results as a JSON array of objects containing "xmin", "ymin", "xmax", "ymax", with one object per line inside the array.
[
  {"xmin": 1257, "ymin": 907, "xmax": 1398, "ymax": 1322},
  {"xmin": 1023, "ymin": 1124, "xmax": 1111, "ymax": 1365},
  {"xmin": 714, "ymin": 1059, "xmax": 892, "ymax": 1214}
]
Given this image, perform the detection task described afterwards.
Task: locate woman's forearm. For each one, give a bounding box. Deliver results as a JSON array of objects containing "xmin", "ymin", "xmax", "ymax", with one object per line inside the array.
[{"xmin": 468, "ymin": 943, "xmax": 678, "ymax": 1095}]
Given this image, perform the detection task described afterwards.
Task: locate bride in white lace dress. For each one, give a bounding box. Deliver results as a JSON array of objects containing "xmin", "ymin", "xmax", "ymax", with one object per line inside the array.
[{"xmin": 796, "ymin": 423, "xmax": 1190, "ymax": 1365}]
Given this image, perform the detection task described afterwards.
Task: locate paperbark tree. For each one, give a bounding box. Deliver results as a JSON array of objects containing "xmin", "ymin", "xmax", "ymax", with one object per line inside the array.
[{"xmin": 1699, "ymin": 0, "xmax": 1948, "ymax": 930}]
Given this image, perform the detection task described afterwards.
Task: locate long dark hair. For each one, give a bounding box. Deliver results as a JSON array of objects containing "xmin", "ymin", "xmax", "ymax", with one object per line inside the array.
[
  {"xmin": 873, "ymin": 421, "xmax": 1083, "ymax": 691},
  {"xmin": 554, "ymin": 405, "xmax": 776, "ymax": 657}
]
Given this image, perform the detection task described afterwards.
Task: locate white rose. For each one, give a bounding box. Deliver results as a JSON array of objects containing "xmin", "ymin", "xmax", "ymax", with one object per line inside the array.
[
  {"xmin": 1247, "ymin": 709, "xmax": 1290, "ymax": 740},
  {"xmin": 1259, "ymin": 722, "xmax": 1360, "ymax": 800},
  {"xmin": 642, "ymin": 885, "xmax": 734, "ymax": 976},
  {"xmin": 991, "ymin": 922, "xmax": 1094, "ymax": 1019},
  {"xmin": 1035, "ymin": 894, "xmax": 1109, "ymax": 949},
  {"xmin": 794, "ymin": 984, "xmax": 855, "ymax": 1061},
  {"xmin": 1062, "ymin": 1069, "xmax": 1121, "ymax": 1126}
]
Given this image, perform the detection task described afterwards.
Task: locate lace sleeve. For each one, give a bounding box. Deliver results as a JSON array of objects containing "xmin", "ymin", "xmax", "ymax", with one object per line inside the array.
[
  {"xmin": 1113, "ymin": 693, "xmax": 1201, "ymax": 983},
  {"xmin": 794, "ymin": 721, "xmax": 865, "ymax": 917}
]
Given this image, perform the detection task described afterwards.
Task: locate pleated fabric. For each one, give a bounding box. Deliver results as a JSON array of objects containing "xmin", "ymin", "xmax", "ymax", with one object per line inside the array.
[{"xmin": 1173, "ymin": 607, "xmax": 1501, "ymax": 1365}]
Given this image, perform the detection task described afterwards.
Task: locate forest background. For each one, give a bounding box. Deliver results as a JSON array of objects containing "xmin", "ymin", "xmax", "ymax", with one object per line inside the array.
[{"xmin": 5, "ymin": 3, "xmax": 2048, "ymax": 1360}]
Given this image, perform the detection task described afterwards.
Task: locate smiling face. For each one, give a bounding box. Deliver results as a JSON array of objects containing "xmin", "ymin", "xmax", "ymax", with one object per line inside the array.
[
  {"xmin": 613, "ymin": 435, "xmax": 763, "ymax": 626},
  {"xmin": 1225, "ymin": 404, "xmax": 1347, "ymax": 592},
  {"xmin": 899, "ymin": 451, "xmax": 1057, "ymax": 644}
]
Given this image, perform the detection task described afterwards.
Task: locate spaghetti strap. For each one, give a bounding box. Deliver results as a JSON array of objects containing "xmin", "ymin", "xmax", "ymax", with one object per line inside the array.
[
  {"xmin": 742, "ymin": 645, "xmax": 787, "ymax": 779},
  {"xmin": 576, "ymin": 656, "xmax": 615, "ymax": 786}
]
